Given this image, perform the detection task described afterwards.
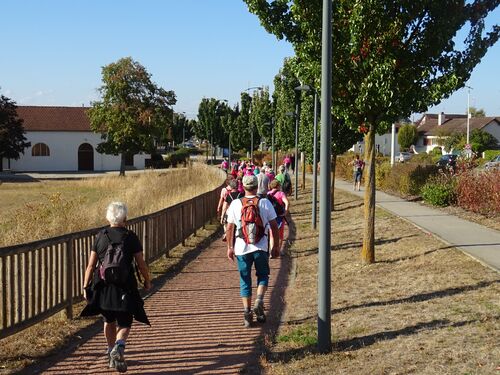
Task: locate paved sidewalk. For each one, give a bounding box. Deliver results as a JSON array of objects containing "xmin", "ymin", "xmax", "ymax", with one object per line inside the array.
[
  {"xmin": 36, "ymin": 238, "xmax": 289, "ymax": 374},
  {"xmin": 333, "ymin": 178, "xmax": 500, "ymax": 272}
]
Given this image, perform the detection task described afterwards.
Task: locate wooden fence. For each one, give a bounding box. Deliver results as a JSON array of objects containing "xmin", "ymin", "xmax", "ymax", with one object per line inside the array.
[{"xmin": 0, "ymin": 181, "xmax": 223, "ymax": 340}]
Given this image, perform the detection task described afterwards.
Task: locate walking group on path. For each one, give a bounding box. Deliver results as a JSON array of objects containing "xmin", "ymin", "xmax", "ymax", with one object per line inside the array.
[{"xmin": 62, "ymin": 157, "xmax": 294, "ymax": 373}]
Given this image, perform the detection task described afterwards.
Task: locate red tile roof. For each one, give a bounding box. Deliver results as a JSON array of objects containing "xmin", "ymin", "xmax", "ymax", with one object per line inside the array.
[
  {"xmin": 16, "ymin": 106, "xmax": 91, "ymax": 132},
  {"xmin": 427, "ymin": 117, "xmax": 500, "ymax": 136},
  {"xmin": 415, "ymin": 113, "xmax": 500, "ymax": 136}
]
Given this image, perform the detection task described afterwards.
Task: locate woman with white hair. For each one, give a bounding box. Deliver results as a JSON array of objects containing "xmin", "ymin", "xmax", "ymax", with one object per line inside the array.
[{"xmin": 81, "ymin": 202, "xmax": 151, "ymax": 373}]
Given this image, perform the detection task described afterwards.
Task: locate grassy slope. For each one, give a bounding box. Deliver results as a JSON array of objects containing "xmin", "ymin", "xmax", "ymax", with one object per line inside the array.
[
  {"xmin": 264, "ymin": 182, "xmax": 500, "ymax": 375},
  {"xmin": 0, "ymin": 165, "xmax": 223, "ymax": 247}
]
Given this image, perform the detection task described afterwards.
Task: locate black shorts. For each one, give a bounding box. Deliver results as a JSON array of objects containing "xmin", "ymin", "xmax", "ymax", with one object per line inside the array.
[{"xmin": 101, "ymin": 310, "xmax": 133, "ymax": 328}]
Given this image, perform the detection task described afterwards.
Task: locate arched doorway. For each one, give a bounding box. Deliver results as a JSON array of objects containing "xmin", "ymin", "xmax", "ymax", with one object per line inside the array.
[{"xmin": 78, "ymin": 143, "xmax": 94, "ymax": 171}]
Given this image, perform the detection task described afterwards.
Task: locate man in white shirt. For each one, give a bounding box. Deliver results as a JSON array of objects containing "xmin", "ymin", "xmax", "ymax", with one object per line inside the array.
[{"xmin": 226, "ymin": 175, "xmax": 279, "ymax": 328}]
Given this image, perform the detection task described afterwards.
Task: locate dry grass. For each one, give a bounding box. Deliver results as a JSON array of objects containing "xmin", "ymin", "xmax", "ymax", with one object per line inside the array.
[
  {"xmin": 0, "ymin": 164, "xmax": 224, "ymax": 247},
  {"xmin": 0, "ymin": 221, "xmax": 222, "ymax": 374},
  {"xmin": 264, "ymin": 182, "xmax": 500, "ymax": 375}
]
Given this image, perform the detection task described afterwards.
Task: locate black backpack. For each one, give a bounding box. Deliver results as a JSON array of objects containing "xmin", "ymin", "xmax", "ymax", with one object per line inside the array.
[
  {"xmin": 99, "ymin": 230, "xmax": 131, "ymax": 285},
  {"xmin": 266, "ymin": 193, "xmax": 285, "ymax": 217},
  {"xmin": 282, "ymin": 173, "xmax": 292, "ymax": 195}
]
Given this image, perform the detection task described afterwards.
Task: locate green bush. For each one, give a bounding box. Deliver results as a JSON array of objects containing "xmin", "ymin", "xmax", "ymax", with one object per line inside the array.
[
  {"xmin": 484, "ymin": 149, "xmax": 500, "ymax": 160},
  {"xmin": 162, "ymin": 148, "xmax": 191, "ymax": 167},
  {"xmin": 430, "ymin": 147, "xmax": 443, "ymax": 156},
  {"xmin": 412, "ymin": 153, "xmax": 434, "ymax": 164},
  {"xmin": 382, "ymin": 163, "xmax": 439, "ymax": 197},
  {"xmin": 421, "ymin": 177, "xmax": 456, "ymax": 207},
  {"xmin": 375, "ymin": 162, "xmax": 392, "ymax": 189}
]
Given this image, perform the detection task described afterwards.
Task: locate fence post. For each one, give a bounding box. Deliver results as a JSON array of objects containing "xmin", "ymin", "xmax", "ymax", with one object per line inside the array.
[
  {"xmin": 64, "ymin": 238, "xmax": 74, "ymax": 319},
  {"xmin": 181, "ymin": 206, "xmax": 186, "ymax": 246},
  {"xmin": 143, "ymin": 220, "xmax": 149, "ymax": 263}
]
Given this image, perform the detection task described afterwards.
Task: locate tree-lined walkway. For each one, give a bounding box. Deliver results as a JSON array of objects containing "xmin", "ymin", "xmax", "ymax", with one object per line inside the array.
[{"xmin": 37, "ymin": 236, "xmax": 289, "ymax": 374}]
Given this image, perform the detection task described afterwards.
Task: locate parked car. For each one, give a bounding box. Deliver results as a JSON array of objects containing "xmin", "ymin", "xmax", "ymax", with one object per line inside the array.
[
  {"xmin": 436, "ymin": 154, "xmax": 458, "ymax": 170},
  {"xmin": 484, "ymin": 154, "xmax": 500, "ymax": 170},
  {"xmin": 396, "ymin": 152, "xmax": 414, "ymax": 163}
]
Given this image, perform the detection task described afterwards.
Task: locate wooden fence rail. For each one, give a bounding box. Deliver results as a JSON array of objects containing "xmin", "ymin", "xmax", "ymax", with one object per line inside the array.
[{"xmin": 0, "ymin": 180, "xmax": 223, "ymax": 340}]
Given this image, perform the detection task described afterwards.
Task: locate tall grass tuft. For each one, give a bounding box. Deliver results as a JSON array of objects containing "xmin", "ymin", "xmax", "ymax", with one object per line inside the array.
[{"xmin": 0, "ymin": 165, "xmax": 224, "ymax": 247}]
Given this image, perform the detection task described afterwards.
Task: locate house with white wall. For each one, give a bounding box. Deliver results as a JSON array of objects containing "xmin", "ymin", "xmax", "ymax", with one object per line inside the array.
[
  {"xmin": 1, "ymin": 106, "xmax": 150, "ymax": 172},
  {"xmin": 415, "ymin": 112, "xmax": 500, "ymax": 153},
  {"xmin": 351, "ymin": 123, "xmax": 402, "ymax": 156}
]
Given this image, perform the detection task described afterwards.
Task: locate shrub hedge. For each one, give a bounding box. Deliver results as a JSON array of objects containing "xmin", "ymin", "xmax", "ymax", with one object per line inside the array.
[
  {"xmin": 421, "ymin": 174, "xmax": 456, "ymax": 207},
  {"xmin": 455, "ymin": 169, "xmax": 500, "ymax": 215}
]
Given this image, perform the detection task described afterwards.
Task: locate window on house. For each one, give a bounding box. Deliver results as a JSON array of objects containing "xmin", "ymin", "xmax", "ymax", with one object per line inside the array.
[{"xmin": 32, "ymin": 143, "xmax": 50, "ymax": 156}]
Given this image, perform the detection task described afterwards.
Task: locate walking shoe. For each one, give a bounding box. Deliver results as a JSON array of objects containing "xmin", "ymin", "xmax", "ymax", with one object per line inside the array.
[
  {"xmin": 109, "ymin": 343, "xmax": 127, "ymax": 373},
  {"xmin": 243, "ymin": 310, "xmax": 253, "ymax": 328},
  {"xmin": 253, "ymin": 299, "xmax": 266, "ymax": 323}
]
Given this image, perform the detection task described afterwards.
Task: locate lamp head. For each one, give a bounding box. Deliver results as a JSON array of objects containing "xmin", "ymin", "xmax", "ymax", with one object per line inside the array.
[{"xmin": 294, "ymin": 84, "xmax": 311, "ymax": 92}]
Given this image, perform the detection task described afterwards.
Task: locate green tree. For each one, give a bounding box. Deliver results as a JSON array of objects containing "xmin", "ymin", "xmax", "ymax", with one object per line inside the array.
[
  {"xmin": 172, "ymin": 112, "xmax": 192, "ymax": 145},
  {"xmin": 469, "ymin": 106, "xmax": 486, "ymax": 117},
  {"xmin": 250, "ymin": 87, "xmax": 273, "ymax": 149},
  {"xmin": 470, "ymin": 128, "xmax": 498, "ymax": 153},
  {"xmin": 88, "ymin": 57, "xmax": 176, "ymax": 175},
  {"xmin": 197, "ymin": 98, "xmax": 229, "ymax": 161},
  {"xmin": 398, "ymin": 124, "xmax": 418, "ymax": 151},
  {"xmin": 443, "ymin": 131, "xmax": 465, "ymax": 153},
  {"xmin": 245, "ymin": 0, "xmax": 499, "ymax": 263},
  {"xmin": 0, "ymin": 95, "xmax": 30, "ymax": 170},
  {"xmin": 272, "ymin": 58, "xmax": 300, "ymax": 151}
]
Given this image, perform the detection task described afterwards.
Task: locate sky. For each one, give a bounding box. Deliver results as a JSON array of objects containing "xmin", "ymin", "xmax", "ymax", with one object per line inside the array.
[{"xmin": 1, "ymin": 1, "xmax": 499, "ymax": 120}]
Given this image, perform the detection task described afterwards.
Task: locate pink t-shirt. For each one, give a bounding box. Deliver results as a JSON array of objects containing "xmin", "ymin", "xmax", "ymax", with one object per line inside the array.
[
  {"xmin": 266, "ymin": 172, "xmax": 275, "ymax": 182},
  {"xmin": 268, "ymin": 189, "xmax": 286, "ymax": 206}
]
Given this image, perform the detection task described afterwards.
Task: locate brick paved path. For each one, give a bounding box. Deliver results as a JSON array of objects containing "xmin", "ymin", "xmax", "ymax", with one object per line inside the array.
[{"xmin": 39, "ymin": 236, "xmax": 289, "ymax": 374}]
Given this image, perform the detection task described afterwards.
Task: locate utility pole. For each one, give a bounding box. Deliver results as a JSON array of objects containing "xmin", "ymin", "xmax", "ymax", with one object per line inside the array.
[
  {"xmin": 312, "ymin": 91, "xmax": 318, "ymax": 229},
  {"xmin": 318, "ymin": 0, "xmax": 332, "ymax": 353}
]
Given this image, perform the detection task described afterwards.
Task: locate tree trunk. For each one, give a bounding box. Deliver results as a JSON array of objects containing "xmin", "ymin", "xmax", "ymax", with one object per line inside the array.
[
  {"xmin": 331, "ymin": 154, "xmax": 337, "ymax": 211},
  {"xmin": 120, "ymin": 153, "xmax": 126, "ymax": 177},
  {"xmin": 361, "ymin": 125, "xmax": 376, "ymax": 264}
]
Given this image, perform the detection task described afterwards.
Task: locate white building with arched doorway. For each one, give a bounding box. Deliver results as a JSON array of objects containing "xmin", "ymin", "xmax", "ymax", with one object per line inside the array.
[{"xmin": 1, "ymin": 106, "xmax": 150, "ymax": 172}]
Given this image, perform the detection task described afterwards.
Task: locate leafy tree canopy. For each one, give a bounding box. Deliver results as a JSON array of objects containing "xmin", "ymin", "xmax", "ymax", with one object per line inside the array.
[
  {"xmin": 469, "ymin": 106, "xmax": 486, "ymax": 117},
  {"xmin": 0, "ymin": 94, "xmax": 30, "ymax": 163},
  {"xmin": 88, "ymin": 57, "xmax": 176, "ymax": 174},
  {"xmin": 398, "ymin": 123, "xmax": 418, "ymax": 151}
]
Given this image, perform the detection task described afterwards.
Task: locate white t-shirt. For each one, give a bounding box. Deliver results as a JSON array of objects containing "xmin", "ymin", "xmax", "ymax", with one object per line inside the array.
[{"xmin": 226, "ymin": 195, "xmax": 277, "ymax": 255}]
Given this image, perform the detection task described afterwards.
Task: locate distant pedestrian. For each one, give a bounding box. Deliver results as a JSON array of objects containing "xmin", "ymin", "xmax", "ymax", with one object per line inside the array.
[
  {"xmin": 220, "ymin": 179, "xmax": 244, "ymax": 241},
  {"xmin": 221, "ymin": 158, "xmax": 229, "ymax": 173},
  {"xmin": 225, "ymin": 175, "xmax": 279, "ymax": 328},
  {"xmin": 349, "ymin": 154, "xmax": 364, "ymax": 191},
  {"xmin": 267, "ymin": 179, "xmax": 289, "ymax": 255},
  {"xmin": 257, "ymin": 166, "xmax": 270, "ymax": 198},
  {"xmin": 290, "ymin": 154, "xmax": 295, "ymax": 174},
  {"xmin": 283, "ymin": 155, "xmax": 291, "ymax": 172},
  {"xmin": 217, "ymin": 176, "xmax": 234, "ymax": 217},
  {"xmin": 81, "ymin": 202, "xmax": 151, "ymax": 373},
  {"xmin": 275, "ymin": 165, "xmax": 292, "ymax": 196}
]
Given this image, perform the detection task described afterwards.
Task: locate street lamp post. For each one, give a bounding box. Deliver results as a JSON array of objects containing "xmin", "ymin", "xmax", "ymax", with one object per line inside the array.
[
  {"xmin": 318, "ymin": 0, "xmax": 332, "ymax": 353},
  {"xmin": 271, "ymin": 117, "xmax": 275, "ymax": 170},
  {"xmin": 294, "ymin": 84, "xmax": 313, "ymax": 201},
  {"xmin": 312, "ymin": 91, "xmax": 318, "ymax": 229},
  {"xmin": 245, "ymin": 86, "xmax": 262, "ymax": 164},
  {"xmin": 465, "ymin": 85, "xmax": 473, "ymax": 145},
  {"xmin": 294, "ymin": 85, "xmax": 311, "ymax": 200},
  {"xmin": 264, "ymin": 118, "xmax": 275, "ymax": 170},
  {"xmin": 180, "ymin": 111, "xmax": 186, "ymax": 147},
  {"xmin": 221, "ymin": 99, "xmax": 230, "ymax": 163}
]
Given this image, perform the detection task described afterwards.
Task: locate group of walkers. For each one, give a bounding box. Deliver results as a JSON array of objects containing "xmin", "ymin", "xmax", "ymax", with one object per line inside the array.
[
  {"xmin": 218, "ymin": 158, "xmax": 293, "ymax": 328},
  {"xmin": 80, "ymin": 157, "xmax": 294, "ymax": 372}
]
